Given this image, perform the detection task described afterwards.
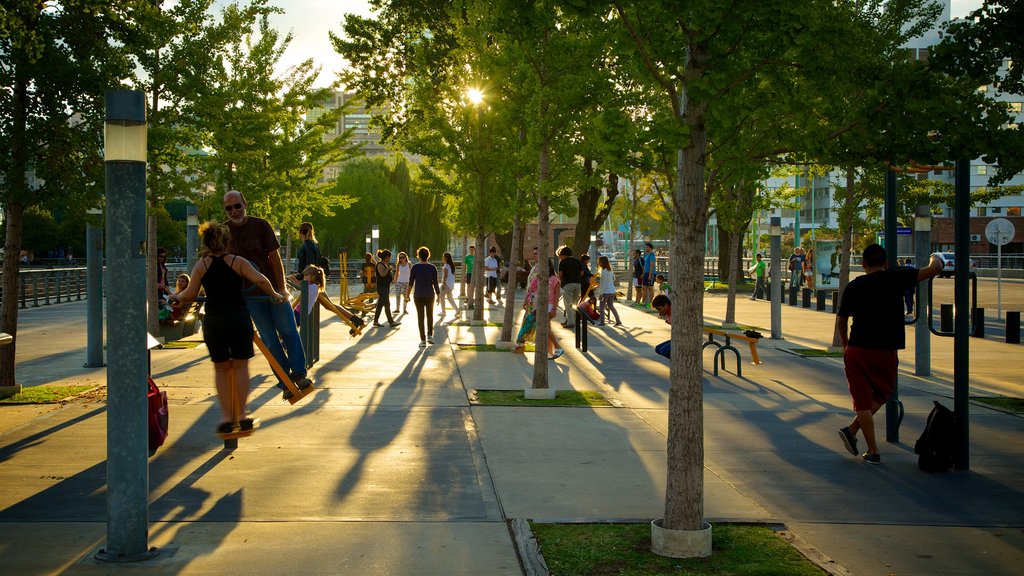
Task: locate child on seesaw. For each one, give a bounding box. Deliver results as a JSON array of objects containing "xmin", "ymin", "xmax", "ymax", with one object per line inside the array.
[{"xmin": 291, "ymin": 265, "xmax": 366, "ymax": 337}]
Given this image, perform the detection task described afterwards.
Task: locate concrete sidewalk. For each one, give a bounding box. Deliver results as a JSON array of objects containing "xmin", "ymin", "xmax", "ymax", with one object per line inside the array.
[{"xmin": 0, "ymin": 287, "xmax": 1022, "ymax": 575}]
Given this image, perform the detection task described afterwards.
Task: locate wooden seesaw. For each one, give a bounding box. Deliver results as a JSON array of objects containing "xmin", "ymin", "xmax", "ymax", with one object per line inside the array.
[{"xmin": 253, "ymin": 333, "xmax": 315, "ymax": 406}]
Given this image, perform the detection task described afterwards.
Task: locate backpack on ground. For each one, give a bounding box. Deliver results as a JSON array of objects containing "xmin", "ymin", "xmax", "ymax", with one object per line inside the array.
[{"xmin": 914, "ymin": 401, "xmax": 956, "ymax": 472}]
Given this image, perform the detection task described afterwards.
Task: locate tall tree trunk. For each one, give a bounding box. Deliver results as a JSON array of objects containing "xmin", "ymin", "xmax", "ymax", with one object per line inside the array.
[
  {"xmin": 832, "ymin": 167, "xmax": 857, "ymax": 349},
  {"xmin": 723, "ymin": 230, "xmax": 743, "ymax": 327},
  {"xmin": 573, "ymin": 168, "xmax": 621, "ymax": 257},
  {"xmin": 1, "ymin": 203, "xmax": 26, "ymax": 387},
  {"xmin": 472, "ymin": 230, "xmax": 487, "ymax": 321},
  {"xmin": 500, "ymin": 216, "xmax": 524, "ymax": 342},
  {"xmin": 1, "ymin": 63, "xmax": 32, "ymax": 387},
  {"xmin": 532, "ymin": 143, "xmax": 551, "ymax": 389},
  {"xmin": 664, "ymin": 43, "xmax": 710, "ymax": 533}
]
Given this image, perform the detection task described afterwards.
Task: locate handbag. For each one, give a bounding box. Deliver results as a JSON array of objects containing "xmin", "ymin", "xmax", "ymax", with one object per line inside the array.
[{"xmin": 147, "ymin": 376, "xmax": 169, "ymax": 452}]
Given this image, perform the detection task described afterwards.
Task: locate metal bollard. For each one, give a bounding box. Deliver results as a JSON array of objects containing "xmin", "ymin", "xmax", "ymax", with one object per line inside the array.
[
  {"xmin": 1007, "ymin": 311, "xmax": 1021, "ymax": 344},
  {"xmin": 789, "ymin": 286, "xmax": 798, "ymax": 306},
  {"xmin": 816, "ymin": 290, "xmax": 826, "ymax": 311},
  {"xmin": 940, "ymin": 304, "xmax": 953, "ymax": 333},
  {"xmin": 802, "ymin": 288, "xmax": 811, "ymax": 308},
  {"xmin": 972, "ymin": 308, "xmax": 985, "ymax": 339}
]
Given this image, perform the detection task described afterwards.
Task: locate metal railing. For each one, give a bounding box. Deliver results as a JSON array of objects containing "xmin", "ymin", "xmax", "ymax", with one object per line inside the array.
[{"xmin": 1, "ymin": 267, "xmax": 90, "ymax": 308}]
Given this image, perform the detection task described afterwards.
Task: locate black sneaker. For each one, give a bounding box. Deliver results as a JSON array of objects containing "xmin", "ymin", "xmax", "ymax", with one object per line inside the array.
[
  {"xmin": 862, "ymin": 452, "xmax": 881, "ymax": 464},
  {"xmin": 238, "ymin": 418, "xmax": 260, "ymax": 432},
  {"xmin": 838, "ymin": 427, "xmax": 859, "ymax": 456},
  {"xmin": 216, "ymin": 422, "xmax": 238, "ymax": 436}
]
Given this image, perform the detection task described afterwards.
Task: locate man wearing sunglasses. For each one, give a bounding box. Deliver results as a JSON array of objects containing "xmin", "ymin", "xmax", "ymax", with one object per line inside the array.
[{"xmin": 223, "ymin": 190, "xmax": 311, "ymax": 399}]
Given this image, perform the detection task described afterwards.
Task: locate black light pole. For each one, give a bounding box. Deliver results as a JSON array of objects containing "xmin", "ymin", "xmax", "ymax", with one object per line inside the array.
[
  {"xmin": 884, "ymin": 169, "xmax": 902, "ymax": 442},
  {"xmin": 953, "ymin": 159, "xmax": 971, "ymax": 470},
  {"xmin": 96, "ymin": 89, "xmax": 156, "ymax": 562}
]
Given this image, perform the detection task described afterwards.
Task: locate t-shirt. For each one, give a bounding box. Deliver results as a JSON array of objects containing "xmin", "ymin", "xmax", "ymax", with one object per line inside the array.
[
  {"xmin": 408, "ymin": 262, "xmax": 440, "ymax": 297},
  {"xmin": 643, "ymin": 252, "xmax": 656, "ymax": 276},
  {"xmin": 632, "ymin": 256, "xmax": 643, "ymax": 279},
  {"xmin": 558, "ymin": 256, "xmax": 583, "ymax": 285},
  {"xmin": 789, "ymin": 253, "xmax": 805, "ymax": 272},
  {"xmin": 753, "ymin": 260, "xmax": 766, "ymax": 278},
  {"xmin": 443, "ymin": 263, "xmax": 456, "ymax": 288},
  {"xmin": 226, "ymin": 216, "xmax": 282, "ymax": 290},
  {"xmin": 837, "ymin": 268, "xmax": 918, "ymax": 350},
  {"xmin": 464, "ymin": 253, "xmax": 475, "ymax": 274},
  {"xmin": 484, "ymin": 255, "xmax": 498, "ymax": 278}
]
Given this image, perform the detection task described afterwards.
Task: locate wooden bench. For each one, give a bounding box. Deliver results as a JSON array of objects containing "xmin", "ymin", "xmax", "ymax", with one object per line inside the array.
[
  {"xmin": 158, "ymin": 300, "xmax": 204, "ymax": 343},
  {"xmin": 702, "ymin": 327, "xmax": 762, "ymax": 377}
]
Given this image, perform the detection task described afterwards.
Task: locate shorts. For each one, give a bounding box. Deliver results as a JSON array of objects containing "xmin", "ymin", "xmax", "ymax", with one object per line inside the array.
[
  {"xmin": 487, "ymin": 276, "xmax": 498, "ymax": 293},
  {"xmin": 843, "ymin": 346, "xmax": 897, "ymax": 411},
  {"xmin": 642, "ymin": 275, "xmax": 655, "ymax": 287},
  {"xmin": 633, "ymin": 277, "xmax": 641, "ymax": 287},
  {"xmin": 203, "ymin": 309, "xmax": 255, "ymax": 363},
  {"xmin": 466, "ymin": 272, "xmax": 473, "ymax": 283}
]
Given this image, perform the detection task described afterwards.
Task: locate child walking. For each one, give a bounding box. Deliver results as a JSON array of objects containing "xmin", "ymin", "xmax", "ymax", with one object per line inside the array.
[{"xmin": 596, "ymin": 256, "xmax": 622, "ymax": 326}]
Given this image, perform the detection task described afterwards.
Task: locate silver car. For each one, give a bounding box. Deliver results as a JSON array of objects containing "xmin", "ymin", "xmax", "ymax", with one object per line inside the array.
[{"xmin": 931, "ymin": 252, "xmax": 977, "ymax": 278}]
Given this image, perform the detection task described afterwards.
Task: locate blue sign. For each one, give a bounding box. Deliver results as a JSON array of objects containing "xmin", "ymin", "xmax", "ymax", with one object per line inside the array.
[{"xmin": 897, "ymin": 227, "xmax": 912, "ymax": 235}]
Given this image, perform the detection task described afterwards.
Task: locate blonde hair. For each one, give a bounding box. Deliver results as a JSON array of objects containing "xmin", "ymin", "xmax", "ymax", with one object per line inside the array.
[
  {"xmin": 175, "ymin": 273, "xmax": 191, "ymax": 287},
  {"xmin": 199, "ymin": 221, "xmax": 232, "ymax": 255},
  {"xmin": 302, "ymin": 265, "xmax": 325, "ymax": 289}
]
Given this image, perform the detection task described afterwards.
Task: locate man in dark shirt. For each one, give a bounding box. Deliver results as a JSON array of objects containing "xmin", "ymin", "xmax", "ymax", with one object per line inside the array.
[
  {"xmin": 223, "ymin": 190, "xmax": 311, "ymax": 400},
  {"xmin": 836, "ymin": 244, "xmax": 942, "ymax": 463},
  {"xmin": 556, "ymin": 246, "xmax": 583, "ymax": 327}
]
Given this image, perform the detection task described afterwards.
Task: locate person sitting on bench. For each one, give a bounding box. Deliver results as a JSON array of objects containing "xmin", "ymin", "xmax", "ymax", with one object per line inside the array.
[{"xmin": 653, "ymin": 294, "xmax": 671, "ymax": 359}]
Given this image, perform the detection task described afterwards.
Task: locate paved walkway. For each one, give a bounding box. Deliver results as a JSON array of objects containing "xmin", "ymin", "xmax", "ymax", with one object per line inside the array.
[{"xmin": 0, "ymin": 285, "xmax": 1022, "ymax": 575}]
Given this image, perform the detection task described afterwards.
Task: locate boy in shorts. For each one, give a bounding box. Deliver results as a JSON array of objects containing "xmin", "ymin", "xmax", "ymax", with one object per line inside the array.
[{"xmin": 835, "ymin": 244, "xmax": 942, "ymax": 463}]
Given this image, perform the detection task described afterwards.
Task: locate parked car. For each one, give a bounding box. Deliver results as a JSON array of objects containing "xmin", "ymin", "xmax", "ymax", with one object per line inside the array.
[{"xmin": 931, "ymin": 252, "xmax": 978, "ymax": 278}]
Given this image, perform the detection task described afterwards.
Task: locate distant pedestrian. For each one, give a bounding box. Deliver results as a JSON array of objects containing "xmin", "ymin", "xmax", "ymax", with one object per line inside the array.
[
  {"xmin": 631, "ymin": 248, "xmax": 644, "ymax": 304},
  {"xmin": 748, "ymin": 253, "xmax": 766, "ymax": 300},
  {"xmin": 407, "ymin": 246, "xmax": 440, "ymax": 347},
  {"xmin": 556, "ymin": 246, "xmax": 583, "ymax": 327},
  {"xmin": 439, "ymin": 252, "xmax": 460, "ymax": 317},
  {"xmin": 373, "ymin": 249, "xmax": 400, "ymax": 327},
  {"xmin": 789, "ymin": 247, "xmax": 806, "ymax": 288},
  {"xmin": 464, "ymin": 245, "xmax": 476, "ymax": 309},
  {"xmin": 395, "ymin": 251, "xmax": 412, "ymax": 314},
  {"xmin": 596, "ymin": 256, "xmax": 622, "ymax": 326},
  {"xmin": 169, "ymin": 221, "xmax": 288, "ymax": 436},
  {"xmin": 484, "ymin": 246, "xmax": 499, "ymax": 305},
  {"xmin": 643, "ymin": 243, "xmax": 657, "ymax": 306},
  {"xmin": 836, "ymin": 245, "xmax": 943, "ymax": 464},
  {"xmin": 804, "ymin": 248, "xmax": 816, "ymax": 290},
  {"xmin": 361, "ymin": 252, "xmax": 376, "ymax": 293}
]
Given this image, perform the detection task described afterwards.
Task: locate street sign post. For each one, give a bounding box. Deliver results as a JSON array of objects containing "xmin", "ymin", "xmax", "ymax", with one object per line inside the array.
[{"xmin": 985, "ymin": 218, "xmax": 1016, "ymax": 320}]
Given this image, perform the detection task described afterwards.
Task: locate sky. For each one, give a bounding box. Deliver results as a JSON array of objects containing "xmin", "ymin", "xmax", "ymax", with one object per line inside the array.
[{"xmin": 248, "ymin": 0, "xmax": 985, "ymax": 88}]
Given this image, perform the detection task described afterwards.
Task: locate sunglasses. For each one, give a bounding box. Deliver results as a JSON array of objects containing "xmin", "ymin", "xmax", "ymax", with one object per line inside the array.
[{"xmin": 224, "ymin": 203, "xmax": 243, "ymax": 212}]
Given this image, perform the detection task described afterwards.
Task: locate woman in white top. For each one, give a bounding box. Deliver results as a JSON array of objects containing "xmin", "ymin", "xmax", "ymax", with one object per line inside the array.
[
  {"xmin": 439, "ymin": 252, "xmax": 459, "ymax": 317},
  {"xmin": 596, "ymin": 256, "xmax": 622, "ymax": 326},
  {"xmin": 394, "ymin": 251, "xmax": 413, "ymax": 314}
]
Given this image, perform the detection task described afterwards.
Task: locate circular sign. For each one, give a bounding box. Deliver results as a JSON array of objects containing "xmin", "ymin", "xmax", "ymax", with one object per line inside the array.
[{"xmin": 985, "ymin": 218, "xmax": 1015, "ymax": 246}]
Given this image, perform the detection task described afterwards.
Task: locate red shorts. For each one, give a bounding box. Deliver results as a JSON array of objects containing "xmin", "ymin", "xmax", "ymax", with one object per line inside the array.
[{"xmin": 843, "ymin": 346, "xmax": 897, "ymax": 411}]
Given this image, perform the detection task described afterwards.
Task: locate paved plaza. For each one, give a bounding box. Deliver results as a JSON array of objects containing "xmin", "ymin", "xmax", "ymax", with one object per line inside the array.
[{"xmin": 0, "ymin": 284, "xmax": 1022, "ymax": 575}]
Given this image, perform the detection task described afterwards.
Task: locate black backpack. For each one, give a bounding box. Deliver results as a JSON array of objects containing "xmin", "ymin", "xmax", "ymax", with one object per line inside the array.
[
  {"xmin": 304, "ymin": 240, "xmax": 330, "ymax": 282},
  {"xmin": 914, "ymin": 401, "xmax": 957, "ymax": 472}
]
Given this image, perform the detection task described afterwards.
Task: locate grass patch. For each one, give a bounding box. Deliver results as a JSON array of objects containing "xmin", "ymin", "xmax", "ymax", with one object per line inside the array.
[
  {"xmin": 472, "ymin": 389, "xmax": 611, "ymax": 407},
  {"xmin": 531, "ymin": 522, "xmax": 824, "ymax": 576},
  {"xmin": 973, "ymin": 397, "xmax": 1024, "ymax": 413},
  {"xmin": 159, "ymin": 340, "xmax": 204, "ymax": 349},
  {"xmin": 456, "ymin": 344, "xmax": 508, "ymax": 352},
  {"xmin": 449, "ymin": 321, "xmax": 504, "ymax": 326},
  {"xmin": 0, "ymin": 385, "xmax": 96, "ymax": 404},
  {"xmin": 704, "ymin": 281, "xmax": 755, "ymax": 294},
  {"xmin": 788, "ymin": 348, "xmax": 843, "ymax": 358}
]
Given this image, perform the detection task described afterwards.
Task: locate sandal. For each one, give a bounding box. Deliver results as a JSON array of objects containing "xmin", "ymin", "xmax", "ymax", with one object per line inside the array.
[
  {"xmin": 216, "ymin": 422, "xmax": 238, "ymax": 436},
  {"xmin": 238, "ymin": 418, "xmax": 260, "ymax": 432}
]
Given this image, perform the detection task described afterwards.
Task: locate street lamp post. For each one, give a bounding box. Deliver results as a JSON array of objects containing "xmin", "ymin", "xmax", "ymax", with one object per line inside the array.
[
  {"xmin": 85, "ymin": 208, "xmax": 104, "ymax": 368},
  {"xmin": 770, "ymin": 217, "xmax": 782, "ymax": 339},
  {"xmin": 365, "ymin": 234, "xmax": 371, "ymax": 258},
  {"xmin": 97, "ymin": 89, "xmax": 156, "ymax": 562},
  {"xmin": 186, "ymin": 204, "xmax": 199, "ymax": 273},
  {"xmin": 914, "ymin": 205, "xmax": 931, "ymax": 376}
]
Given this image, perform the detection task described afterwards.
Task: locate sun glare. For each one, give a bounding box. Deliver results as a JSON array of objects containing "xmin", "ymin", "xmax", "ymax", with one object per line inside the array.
[{"xmin": 466, "ymin": 87, "xmax": 484, "ymax": 105}]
